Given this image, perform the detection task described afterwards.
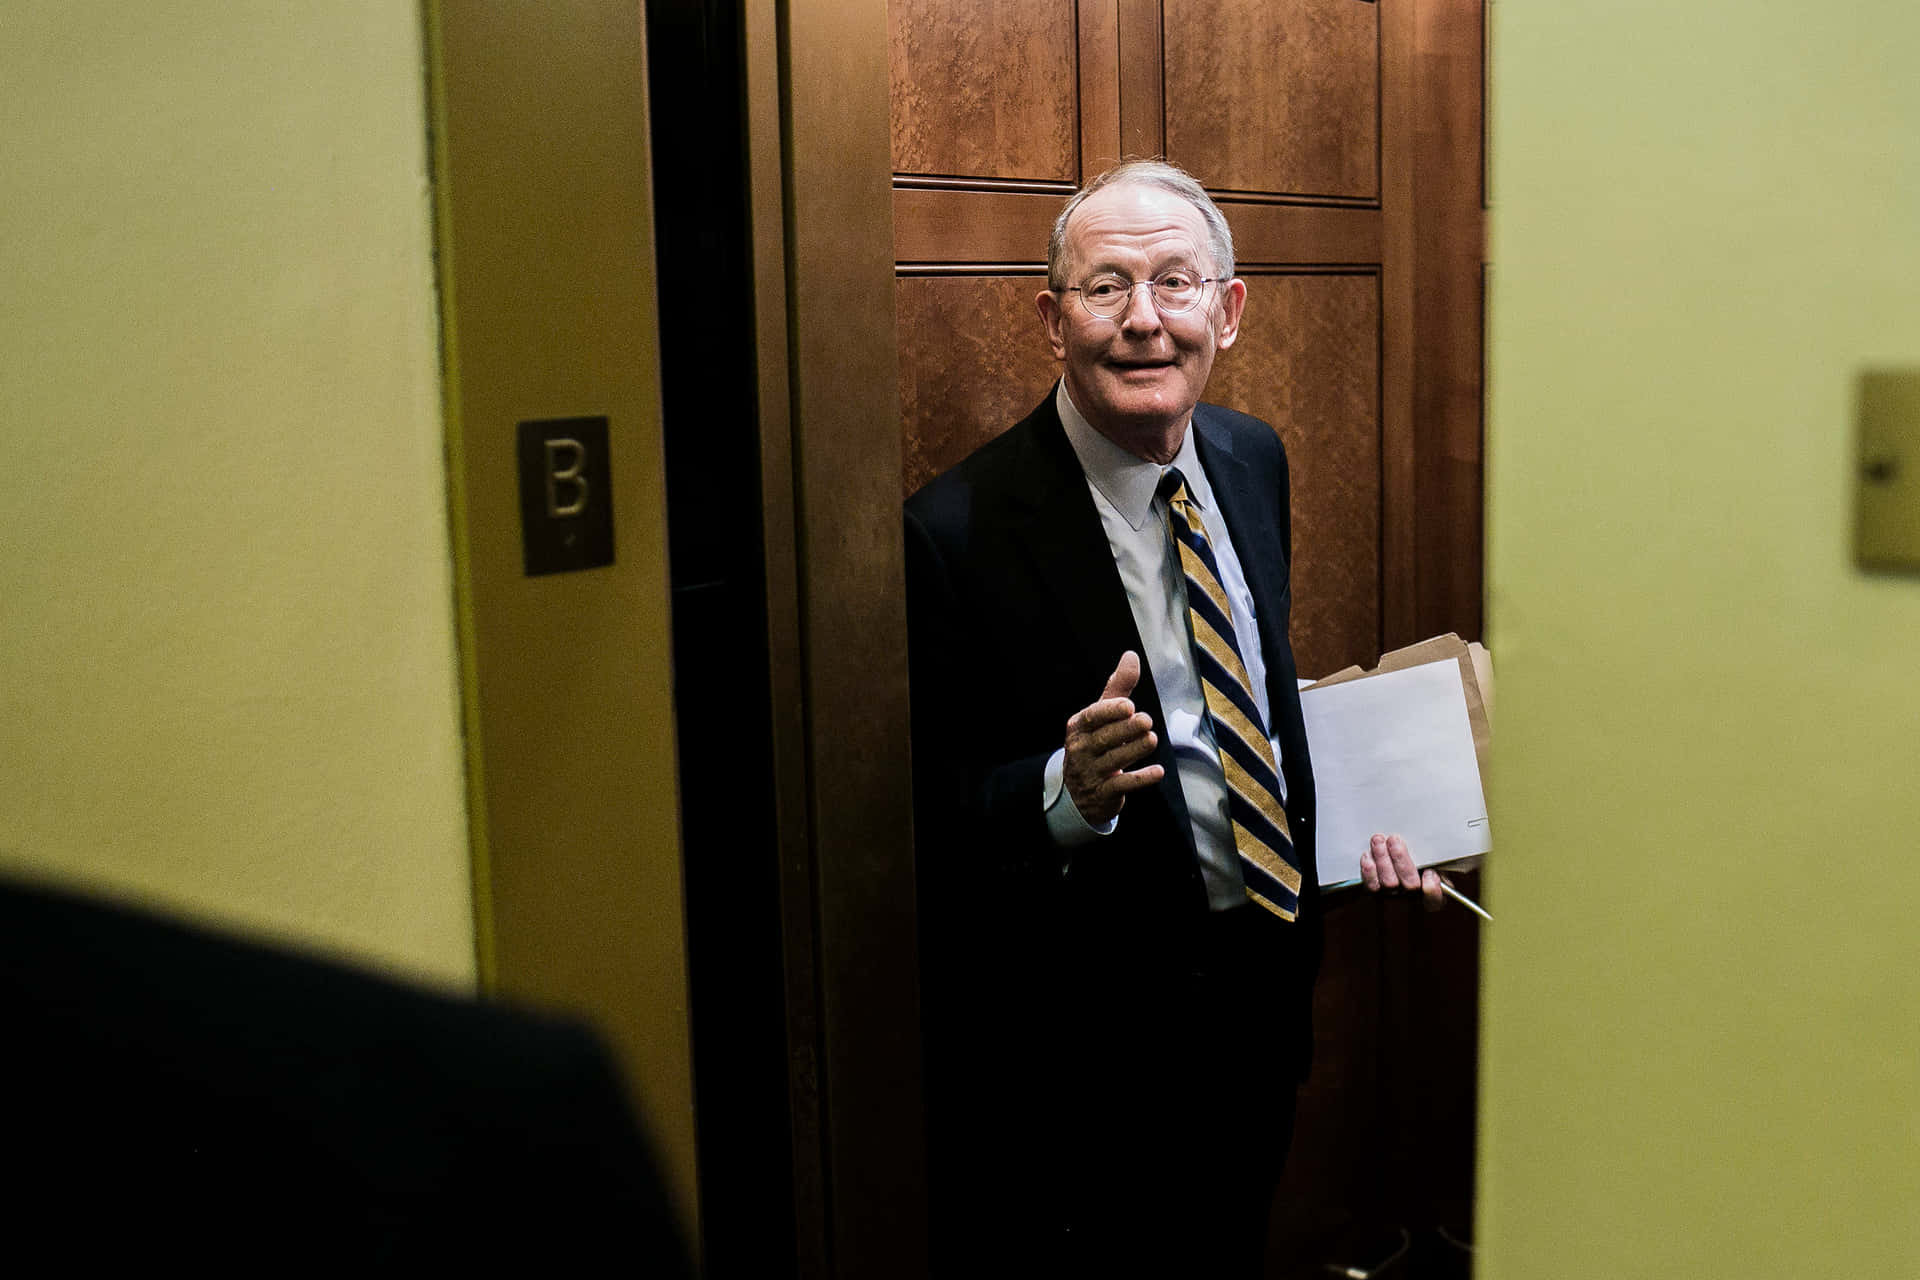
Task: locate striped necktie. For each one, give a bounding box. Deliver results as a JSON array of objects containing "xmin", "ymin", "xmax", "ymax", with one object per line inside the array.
[{"xmin": 1158, "ymin": 467, "xmax": 1302, "ymax": 921}]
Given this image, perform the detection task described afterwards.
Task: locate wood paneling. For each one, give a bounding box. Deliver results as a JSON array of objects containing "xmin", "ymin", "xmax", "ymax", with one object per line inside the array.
[
  {"xmin": 893, "ymin": 187, "xmax": 1065, "ymax": 264},
  {"xmin": 790, "ymin": 0, "xmax": 926, "ymax": 1272},
  {"xmin": 898, "ymin": 275, "xmax": 1060, "ymax": 496},
  {"xmin": 1164, "ymin": 0, "xmax": 1379, "ymax": 200},
  {"xmin": 888, "ymin": 0, "xmax": 1079, "ymax": 181},
  {"xmin": 1398, "ymin": 2, "xmax": 1487, "ymax": 1258},
  {"xmin": 1117, "ymin": 0, "xmax": 1165, "ymax": 158},
  {"xmin": 1207, "ymin": 272, "xmax": 1381, "ymax": 678},
  {"xmin": 882, "ymin": 2, "xmax": 1487, "ymax": 1270},
  {"xmin": 1377, "ymin": 0, "xmax": 1418, "ymax": 649},
  {"xmin": 1222, "ymin": 202, "xmax": 1383, "ymax": 267},
  {"xmin": 1412, "ymin": 0, "xmax": 1487, "ymax": 643},
  {"xmin": 1077, "ymin": 0, "xmax": 1122, "ymax": 176}
]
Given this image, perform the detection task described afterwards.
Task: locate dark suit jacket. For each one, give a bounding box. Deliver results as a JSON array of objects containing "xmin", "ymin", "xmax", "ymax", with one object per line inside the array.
[{"xmin": 904, "ymin": 390, "xmax": 1325, "ymax": 1247}]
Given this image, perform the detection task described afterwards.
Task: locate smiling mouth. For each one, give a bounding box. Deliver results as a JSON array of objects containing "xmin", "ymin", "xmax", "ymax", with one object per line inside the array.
[{"xmin": 1110, "ymin": 359, "xmax": 1174, "ymax": 371}]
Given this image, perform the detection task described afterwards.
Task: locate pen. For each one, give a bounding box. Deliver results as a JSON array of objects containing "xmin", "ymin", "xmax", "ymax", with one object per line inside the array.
[{"xmin": 1439, "ymin": 879, "xmax": 1492, "ymax": 922}]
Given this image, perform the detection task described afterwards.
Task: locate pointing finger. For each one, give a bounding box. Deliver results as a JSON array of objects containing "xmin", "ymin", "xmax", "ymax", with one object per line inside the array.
[{"xmin": 1104, "ymin": 763, "xmax": 1165, "ymax": 796}]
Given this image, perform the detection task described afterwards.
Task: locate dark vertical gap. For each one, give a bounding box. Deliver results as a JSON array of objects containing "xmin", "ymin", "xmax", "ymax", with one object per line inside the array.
[{"xmin": 645, "ymin": 1, "xmax": 797, "ymax": 1275}]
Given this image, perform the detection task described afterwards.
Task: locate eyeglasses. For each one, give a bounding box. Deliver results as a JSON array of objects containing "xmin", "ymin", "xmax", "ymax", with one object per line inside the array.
[{"xmin": 1059, "ymin": 268, "xmax": 1223, "ymax": 319}]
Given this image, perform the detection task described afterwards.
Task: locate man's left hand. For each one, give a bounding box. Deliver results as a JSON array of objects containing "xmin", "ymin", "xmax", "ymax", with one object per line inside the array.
[{"xmin": 1358, "ymin": 833, "xmax": 1446, "ymax": 908}]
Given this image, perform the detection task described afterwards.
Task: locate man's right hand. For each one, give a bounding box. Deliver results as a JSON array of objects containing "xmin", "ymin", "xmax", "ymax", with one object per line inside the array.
[{"xmin": 1063, "ymin": 650, "xmax": 1166, "ymax": 825}]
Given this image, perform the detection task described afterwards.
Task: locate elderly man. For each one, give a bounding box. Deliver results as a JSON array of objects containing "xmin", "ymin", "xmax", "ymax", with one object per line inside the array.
[{"xmin": 905, "ymin": 160, "xmax": 1438, "ymax": 1276}]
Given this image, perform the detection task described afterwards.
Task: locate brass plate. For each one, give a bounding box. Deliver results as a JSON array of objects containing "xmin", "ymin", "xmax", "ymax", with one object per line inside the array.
[{"xmin": 1855, "ymin": 369, "xmax": 1920, "ymax": 572}]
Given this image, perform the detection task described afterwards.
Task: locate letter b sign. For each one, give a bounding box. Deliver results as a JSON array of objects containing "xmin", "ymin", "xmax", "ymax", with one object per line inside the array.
[{"xmin": 517, "ymin": 416, "xmax": 615, "ymax": 575}]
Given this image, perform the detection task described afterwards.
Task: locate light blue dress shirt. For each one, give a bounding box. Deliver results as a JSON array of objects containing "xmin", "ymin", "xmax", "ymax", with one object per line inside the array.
[{"xmin": 1042, "ymin": 382, "xmax": 1287, "ymax": 911}]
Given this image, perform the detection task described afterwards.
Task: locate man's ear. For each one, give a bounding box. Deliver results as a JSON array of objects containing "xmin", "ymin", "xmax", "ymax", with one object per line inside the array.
[
  {"xmin": 1213, "ymin": 277, "xmax": 1248, "ymax": 351},
  {"xmin": 1036, "ymin": 287, "xmax": 1069, "ymax": 360}
]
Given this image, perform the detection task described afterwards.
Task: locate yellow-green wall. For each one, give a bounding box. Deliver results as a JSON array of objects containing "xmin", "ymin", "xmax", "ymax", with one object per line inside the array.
[
  {"xmin": 1481, "ymin": 4, "xmax": 1920, "ymax": 1275},
  {"xmin": 0, "ymin": 1, "xmax": 473, "ymax": 985}
]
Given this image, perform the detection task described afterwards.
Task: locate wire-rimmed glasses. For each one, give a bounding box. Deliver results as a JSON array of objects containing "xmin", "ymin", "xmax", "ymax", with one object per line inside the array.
[{"xmin": 1060, "ymin": 267, "xmax": 1223, "ymax": 318}]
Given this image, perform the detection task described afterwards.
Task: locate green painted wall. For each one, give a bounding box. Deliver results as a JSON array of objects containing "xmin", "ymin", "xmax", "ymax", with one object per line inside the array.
[
  {"xmin": 1480, "ymin": 3, "xmax": 1920, "ymax": 1275},
  {"xmin": 0, "ymin": 1, "xmax": 473, "ymax": 985}
]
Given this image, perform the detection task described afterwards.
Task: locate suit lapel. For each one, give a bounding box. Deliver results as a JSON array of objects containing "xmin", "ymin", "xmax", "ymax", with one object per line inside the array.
[
  {"xmin": 1003, "ymin": 403, "xmax": 1141, "ymax": 686},
  {"xmin": 1004, "ymin": 395, "xmax": 1197, "ymax": 859}
]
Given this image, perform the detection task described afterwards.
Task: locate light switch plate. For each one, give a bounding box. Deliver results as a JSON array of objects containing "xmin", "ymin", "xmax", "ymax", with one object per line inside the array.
[{"xmin": 1854, "ymin": 369, "xmax": 1920, "ymax": 573}]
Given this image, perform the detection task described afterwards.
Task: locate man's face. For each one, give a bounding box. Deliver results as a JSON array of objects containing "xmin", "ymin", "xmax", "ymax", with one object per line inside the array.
[{"xmin": 1036, "ymin": 182, "xmax": 1246, "ymax": 459}]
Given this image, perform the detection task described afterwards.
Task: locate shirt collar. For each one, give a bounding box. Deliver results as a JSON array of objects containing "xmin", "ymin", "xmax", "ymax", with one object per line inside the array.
[{"xmin": 1056, "ymin": 380, "xmax": 1210, "ymax": 531}]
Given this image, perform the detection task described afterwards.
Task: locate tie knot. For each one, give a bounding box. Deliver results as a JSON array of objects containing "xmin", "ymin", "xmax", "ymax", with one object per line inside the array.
[{"xmin": 1156, "ymin": 466, "xmax": 1190, "ymax": 508}]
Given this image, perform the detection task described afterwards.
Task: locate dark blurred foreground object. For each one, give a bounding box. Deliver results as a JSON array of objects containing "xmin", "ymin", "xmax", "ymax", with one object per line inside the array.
[{"xmin": 0, "ymin": 877, "xmax": 691, "ymax": 1273}]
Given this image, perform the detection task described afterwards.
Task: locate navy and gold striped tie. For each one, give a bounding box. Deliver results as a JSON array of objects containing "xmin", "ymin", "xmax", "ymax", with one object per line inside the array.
[{"xmin": 1159, "ymin": 467, "xmax": 1302, "ymax": 921}]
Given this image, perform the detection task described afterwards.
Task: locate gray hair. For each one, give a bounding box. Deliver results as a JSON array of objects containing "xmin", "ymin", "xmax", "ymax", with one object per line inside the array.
[{"xmin": 1045, "ymin": 159, "xmax": 1235, "ymax": 291}]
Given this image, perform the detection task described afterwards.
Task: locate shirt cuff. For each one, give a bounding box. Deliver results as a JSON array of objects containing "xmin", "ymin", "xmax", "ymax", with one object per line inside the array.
[{"xmin": 1043, "ymin": 747, "xmax": 1117, "ymax": 847}]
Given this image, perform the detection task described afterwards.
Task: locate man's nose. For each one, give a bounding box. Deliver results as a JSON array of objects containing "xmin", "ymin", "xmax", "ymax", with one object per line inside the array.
[{"xmin": 1116, "ymin": 281, "xmax": 1163, "ymax": 333}]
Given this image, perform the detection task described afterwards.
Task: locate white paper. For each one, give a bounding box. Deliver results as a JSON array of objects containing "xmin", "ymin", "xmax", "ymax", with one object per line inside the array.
[{"xmin": 1299, "ymin": 658, "xmax": 1492, "ymax": 887}]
